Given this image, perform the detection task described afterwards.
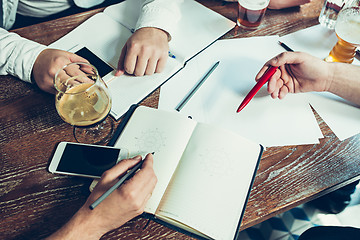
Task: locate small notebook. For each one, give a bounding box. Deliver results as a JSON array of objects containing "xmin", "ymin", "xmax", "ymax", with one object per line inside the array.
[{"xmin": 101, "ymin": 105, "xmax": 263, "ymax": 240}]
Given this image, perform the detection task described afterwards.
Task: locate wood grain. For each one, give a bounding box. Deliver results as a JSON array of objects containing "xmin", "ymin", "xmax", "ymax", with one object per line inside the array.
[{"xmin": 1, "ymin": 0, "xmax": 359, "ymax": 239}]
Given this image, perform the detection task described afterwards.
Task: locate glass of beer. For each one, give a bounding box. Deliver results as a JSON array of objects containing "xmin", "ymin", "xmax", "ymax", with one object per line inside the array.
[
  {"xmin": 54, "ymin": 62, "xmax": 114, "ymax": 144},
  {"xmin": 324, "ymin": 0, "xmax": 360, "ymax": 63},
  {"xmin": 237, "ymin": 0, "xmax": 270, "ymax": 30}
]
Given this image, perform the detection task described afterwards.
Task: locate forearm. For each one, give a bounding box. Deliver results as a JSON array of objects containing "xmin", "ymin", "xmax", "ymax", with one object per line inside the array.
[
  {"xmin": 328, "ymin": 62, "xmax": 360, "ymax": 105},
  {"xmin": 45, "ymin": 207, "xmax": 105, "ymax": 240}
]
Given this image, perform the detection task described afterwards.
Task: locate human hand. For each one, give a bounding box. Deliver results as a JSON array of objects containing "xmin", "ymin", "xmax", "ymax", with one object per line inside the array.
[
  {"xmin": 256, "ymin": 52, "xmax": 332, "ymax": 99},
  {"xmin": 46, "ymin": 154, "xmax": 157, "ymax": 240},
  {"xmin": 116, "ymin": 27, "xmax": 169, "ymax": 77},
  {"xmin": 268, "ymin": 0, "xmax": 311, "ymax": 9},
  {"xmin": 32, "ymin": 49, "xmax": 88, "ymax": 94},
  {"xmin": 83, "ymin": 154, "xmax": 157, "ymax": 235}
]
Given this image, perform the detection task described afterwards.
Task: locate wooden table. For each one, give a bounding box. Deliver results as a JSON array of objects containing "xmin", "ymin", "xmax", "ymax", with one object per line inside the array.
[{"xmin": 1, "ymin": 0, "xmax": 360, "ymax": 239}]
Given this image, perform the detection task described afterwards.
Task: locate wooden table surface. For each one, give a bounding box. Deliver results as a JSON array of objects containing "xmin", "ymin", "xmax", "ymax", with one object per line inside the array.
[{"xmin": 1, "ymin": 0, "xmax": 360, "ymax": 239}]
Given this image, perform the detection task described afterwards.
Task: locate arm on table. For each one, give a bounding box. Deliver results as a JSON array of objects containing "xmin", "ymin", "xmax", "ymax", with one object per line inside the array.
[
  {"xmin": 256, "ymin": 51, "xmax": 360, "ymax": 105},
  {"xmin": 45, "ymin": 154, "xmax": 157, "ymax": 240}
]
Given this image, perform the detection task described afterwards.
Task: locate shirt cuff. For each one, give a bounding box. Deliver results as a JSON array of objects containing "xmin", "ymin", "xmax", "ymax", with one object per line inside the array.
[
  {"xmin": 6, "ymin": 32, "xmax": 47, "ymax": 83},
  {"xmin": 135, "ymin": 1, "xmax": 182, "ymax": 41}
]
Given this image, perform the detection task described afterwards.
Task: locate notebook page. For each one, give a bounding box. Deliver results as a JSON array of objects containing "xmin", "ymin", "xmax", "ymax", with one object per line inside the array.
[
  {"xmin": 156, "ymin": 123, "xmax": 261, "ymax": 240},
  {"xmin": 114, "ymin": 106, "xmax": 197, "ymax": 214},
  {"xmin": 159, "ymin": 36, "xmax": 323, "ymax": 147}
]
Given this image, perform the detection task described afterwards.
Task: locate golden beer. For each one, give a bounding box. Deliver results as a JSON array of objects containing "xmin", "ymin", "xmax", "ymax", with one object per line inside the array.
[
  {"xmin": 54, "ymin": 62, "xmax": 114, "ymax": 144},
  {"xmin": 325, "ymin": 6, "xmax": 360, "ymax": 63},
  {"xmin": 56, "ymin": 82, "xmax": 111, "ymax": 126}
]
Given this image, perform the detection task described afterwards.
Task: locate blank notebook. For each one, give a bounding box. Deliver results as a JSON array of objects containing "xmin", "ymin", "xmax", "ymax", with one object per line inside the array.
[{"xmin": 110, "ymin": 105, "xmax": 263, "ymax": 240}]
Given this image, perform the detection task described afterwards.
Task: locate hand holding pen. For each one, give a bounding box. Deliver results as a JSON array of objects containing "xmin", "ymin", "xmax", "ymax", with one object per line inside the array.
[
  {"xmin": 236, "ymin": 41, "xmax": 294, "ymax": 112},
  {"xmin": 75, "ymin": 154, "xmax": 157, "ymax": 235}
]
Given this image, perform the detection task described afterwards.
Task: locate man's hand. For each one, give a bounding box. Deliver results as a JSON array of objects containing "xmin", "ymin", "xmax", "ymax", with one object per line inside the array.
[
  {"xmin": 116, "ymin": 27, "xmax": 169, "ymax": 77},
  {"xmin": 32, "ymin": 49, "xmax": 88, "ymax": 94},
  {"xmin": 256, "ymin": 51, "xmax": 331, "ymax": 99},
  {"xmin": 46, "ymin": 154, "xmax": 157, "ymax": 240}
]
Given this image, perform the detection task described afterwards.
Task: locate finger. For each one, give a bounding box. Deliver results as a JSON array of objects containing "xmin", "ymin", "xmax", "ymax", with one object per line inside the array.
[
  {"xmin": 270, "ymin": 78, "xmax": 284, "ymax": 99},
  {"xmin": 271, "ymin": 90, "xmax": 279, "ymax": 99},
  {"xmin": 155, "ymin": 55, "xmax": 167, "ymax": 74},
  {"xmin": 123, "ymin": 46, "xmax": 137, "ymax": 75},
  {"xmin": 62, "ymin": 64, "xmax": 94, "ymax": 84},
  {"xmin": 267, "ymin": 68, "xmax": 281, "ymax": 94},
  {"xmin": 120, "ymin": 153, "xmax": 156, "ymax": 199},
  {"xmin": 255, "ymin": 64, "xmax": 271, "ymax": 82},
  {"xmin": 134, "ymin": 55, "xmax": 148, "ymax": 76},
  {"xmin": 100, "ymin": 155, "xmax": 142, "ymax": 184},
  {"xmin": 144, "ymin": 57, "xmax": 158, "ymax": 75},
  {"xmin": 69, "ymin": 52, "xmax": 89, "ymax": 63},
  {"xmin": 116, "ymin": 44, "xmax": 127, "ymax": 76},
  {"xmin": 278, "ymin": 85, "xmax": 290, "ymax": 99},
  {"xmin": 271, "ymin": 51, "xmax": 305, "ymax": 66},
  {"xmin": 276, "ymin": 77, "xmax": 285, "ymax": 91}
]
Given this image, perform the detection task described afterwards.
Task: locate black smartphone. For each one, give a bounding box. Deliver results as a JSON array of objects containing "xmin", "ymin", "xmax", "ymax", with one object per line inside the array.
[
  {"xmin": 74, "ymin": 46, "xmax": 114, "ymax": 78},
  {"xmin": 48, "ymin": 142, "xmax": 129, "ymax": 178}
]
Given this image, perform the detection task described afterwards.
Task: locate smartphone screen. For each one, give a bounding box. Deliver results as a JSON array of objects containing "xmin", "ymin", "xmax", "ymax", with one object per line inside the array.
[
  {"xmin": 50, "ymin": 142, "xmax": 126, "ymax": 178},
  {"xmin": 75, "ymin": 47, "xmax": 113, "ymax": 78}
]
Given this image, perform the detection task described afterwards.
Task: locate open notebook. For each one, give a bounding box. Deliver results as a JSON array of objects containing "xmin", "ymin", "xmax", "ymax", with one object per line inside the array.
[
  {"xmin": 49, "ymin": 0, "xmax": 235, "ymax": 120},
  {"xmin": 100, "ymin": 105, "xmax": 262, "ymax": 240}
]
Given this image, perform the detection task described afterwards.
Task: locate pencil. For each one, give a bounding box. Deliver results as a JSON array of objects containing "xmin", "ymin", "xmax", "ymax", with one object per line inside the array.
[
  {"xmin": 176, "ymin": 61, "xmax": 220, "ymax": 111},
  {"xmin": 278, "ymin": 41, "xmax": 294, "ymax": 52},
  {"xmin": 89, "ymin": 160, "xmax": 143, "ymax": 210}
]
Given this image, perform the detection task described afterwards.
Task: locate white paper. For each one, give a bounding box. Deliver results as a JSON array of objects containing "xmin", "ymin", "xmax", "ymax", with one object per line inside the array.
[
  {"xmin": 49, "ymin": 0, "xmax": 235, "ymax": 120},
  {"xmin": 307, "ymin": 93, "xmax": 360, "ymax": 141},
  {"xmin": 159, "ymin": 37, "xmax": 323, "ymax": 147},
  {"xmin": 279, "ymin": 24, "xmax": 360, "ymax": 140}
]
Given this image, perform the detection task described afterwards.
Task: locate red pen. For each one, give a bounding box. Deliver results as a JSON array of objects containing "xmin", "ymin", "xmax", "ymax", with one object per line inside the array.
[{"xmin": 236, "ymin": 66, "xmax": 278, "ymax": 113}]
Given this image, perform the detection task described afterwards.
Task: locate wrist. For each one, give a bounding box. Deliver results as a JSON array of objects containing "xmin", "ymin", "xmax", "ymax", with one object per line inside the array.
[
  {"xmin": 74, "ymin": 206, "xmax": 109, "ymax": 238},
  {"xmin": 46, "ymin": 206, "xmax": 106, "ymax": 240},
  {"xmin": 326, "ymin": 62, "xmax": 340, "ymax": 94},
  {"xmin": 136, "ymin": 27, "xmax": 170, "ymax": 41}
]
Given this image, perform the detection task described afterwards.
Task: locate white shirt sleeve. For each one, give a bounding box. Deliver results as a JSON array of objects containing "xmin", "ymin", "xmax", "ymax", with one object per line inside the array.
[
  {"xmin": 135, "ymin": 0, "xmax": 183, "ymax": 41},
  {"xmin": 0, "ymin": 28, "xmax": 47, "ymax": 83}
]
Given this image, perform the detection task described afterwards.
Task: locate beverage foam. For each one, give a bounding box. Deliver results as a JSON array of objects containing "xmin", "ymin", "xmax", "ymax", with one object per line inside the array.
[{"xmin": 238, "ymin": 0, "xmax": 269, "ymax": 11}]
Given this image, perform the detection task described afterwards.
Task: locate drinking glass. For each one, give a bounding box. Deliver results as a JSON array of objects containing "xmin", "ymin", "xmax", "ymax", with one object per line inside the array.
[
  {"xmin": 54, "ymin": 62, "xmax": 114, "ymax": 144},
  {"xmin": 237, "ymin": 0, "xmax": 271, "ymax": 30},
  {"xmin": 318, "ymin": 0, "xmax": 346, "ymax": 29},
  {"xmin": 324, "ymin": 0, "xmax": 360, "ymax": 63}
]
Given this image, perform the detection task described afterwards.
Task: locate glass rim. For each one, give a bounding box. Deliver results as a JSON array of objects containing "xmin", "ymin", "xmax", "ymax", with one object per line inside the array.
[{"xmin": 54, "ymin": 62, "xmax": 99, "ymax": 94}]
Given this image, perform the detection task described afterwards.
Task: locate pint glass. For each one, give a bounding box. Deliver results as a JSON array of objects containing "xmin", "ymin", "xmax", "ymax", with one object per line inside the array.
[
  {"xmin": 324, "ymin": 0, "xmax": 360, "ymax": 63},
  {"xmin": 237, "ymin": 0, "xmax": 271, "ymax": 30}
]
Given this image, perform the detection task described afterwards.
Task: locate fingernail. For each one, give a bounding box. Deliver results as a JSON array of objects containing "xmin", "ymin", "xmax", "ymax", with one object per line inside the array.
[{"xmin": 115, "ymin": 70, "xmax": 124, "ymax": 76}]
